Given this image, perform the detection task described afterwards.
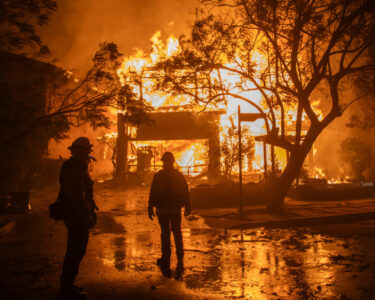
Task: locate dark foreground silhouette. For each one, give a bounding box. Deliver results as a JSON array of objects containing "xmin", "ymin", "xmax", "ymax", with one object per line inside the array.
[
  {"xmin": 56, "ymin": 137, "xmax": 98, "ymax": 299},
  {"xmin": 148, "ymin": 151, "xmax": 191, "ymax": 278}
]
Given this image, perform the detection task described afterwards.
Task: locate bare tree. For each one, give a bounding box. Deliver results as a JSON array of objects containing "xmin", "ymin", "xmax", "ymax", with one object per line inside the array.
[
  {"xmin": 154, "ymin": 0, "xmax": 375, "ymax": 211},
  {"xmin": 1, "ymin": 42, "xmax": 152, "ymax": 146}
]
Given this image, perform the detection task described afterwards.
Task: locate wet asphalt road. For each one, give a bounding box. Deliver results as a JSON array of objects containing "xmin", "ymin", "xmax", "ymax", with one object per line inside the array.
[{"xmin": 1, "ymin": 186, "xmax": 375, "ymax": 299}]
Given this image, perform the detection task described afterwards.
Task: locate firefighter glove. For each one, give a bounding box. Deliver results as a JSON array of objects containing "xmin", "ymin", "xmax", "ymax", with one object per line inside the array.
[{"xmin": 148, "ymin": 206, "xmax": 155, "ymax": 220}]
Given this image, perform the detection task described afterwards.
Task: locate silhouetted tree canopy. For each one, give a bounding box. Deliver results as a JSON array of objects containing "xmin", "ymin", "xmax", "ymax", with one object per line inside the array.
[
  {"xmin": 0, "ymin": 0, "xmax": 57, "ymax": 56},
  {"xmin": 340, "ymin": 137, "xmax": 371, "ymax": 179},
  {"xmin": 347, "ymin": 44, "xmax": 375, "ymax": 129},
  {"xmin": 45, "ymin": 42, "xmax": 152, "ymax": 133},
  {"xmin": 1, "ymin": 42, "xmax": 152, "ymax": 145}
]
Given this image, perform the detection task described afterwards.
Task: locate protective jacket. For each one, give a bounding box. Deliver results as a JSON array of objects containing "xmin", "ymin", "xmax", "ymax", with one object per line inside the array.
[
  {"xmin": 149, "ymin": 168, "xmax": 191, "ymax": 214},
  {"xmin": 59, "ymin": 157, "xmax": 96, "ymax": 228}
]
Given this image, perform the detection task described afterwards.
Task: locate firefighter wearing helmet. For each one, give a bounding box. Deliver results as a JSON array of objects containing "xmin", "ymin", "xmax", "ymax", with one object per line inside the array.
[
  {"xmin": 148, "ymin": 151, "xmax": 191, "ymax": 278},
  {"xmin": 58, "ymin": 137, "xmax": 98, "ymax": 299}
]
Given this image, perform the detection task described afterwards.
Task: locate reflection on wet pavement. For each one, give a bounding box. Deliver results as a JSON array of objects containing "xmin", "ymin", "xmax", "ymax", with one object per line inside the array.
[
  {"xmin": 86, "ymin": 187, "xmax": 375, "ymax": 299},
  {"xmin": 1, "ymin": 186, "xmax": 375, "ymax": 299}
]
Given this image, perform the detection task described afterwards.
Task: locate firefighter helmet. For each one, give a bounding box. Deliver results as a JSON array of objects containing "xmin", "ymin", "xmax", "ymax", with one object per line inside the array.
[
  {"xmin": 68, "ymin": 137, "xmax": 93, "ymax": 150},
  {"xmin": 161, "ymin": 151, "xmax": 175, "ymax": 163}
]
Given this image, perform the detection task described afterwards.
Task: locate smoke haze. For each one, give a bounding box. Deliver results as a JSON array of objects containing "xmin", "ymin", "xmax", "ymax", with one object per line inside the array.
[
  {"xmin": 41, "ymin": 0, "xmax": 197, "ymax": 72},
  {"xmin": 41, "ymin": 0, "xmax": 371, "ymax": 180},
  {"xmin": 43, "ymin": 0, "xmax": 197, "ymax": 174}
]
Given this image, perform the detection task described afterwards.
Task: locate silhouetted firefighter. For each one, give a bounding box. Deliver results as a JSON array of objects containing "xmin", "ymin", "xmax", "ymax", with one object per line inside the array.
[
  {"xmin": 148, "ymin": 151, "xmax": 191, "ymax": 278},
  {"xmin": 58, "ymin": 137, "xmax": 98, "ymax": 299}
]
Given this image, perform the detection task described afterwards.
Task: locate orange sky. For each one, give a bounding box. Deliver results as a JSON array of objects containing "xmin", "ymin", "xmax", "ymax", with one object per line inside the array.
[{"xmin": 41, "ymin": 0, "xmax": 197, "ymax": 73}]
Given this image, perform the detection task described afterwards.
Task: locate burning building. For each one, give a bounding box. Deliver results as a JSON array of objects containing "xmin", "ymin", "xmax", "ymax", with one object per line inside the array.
[
  {"xmin": 47, "ymin": 26, "xmax": 375, "ymax": 195},
  {"xmin": 133, "ymin": 109, "xmax": 222, "ymax": 181}
]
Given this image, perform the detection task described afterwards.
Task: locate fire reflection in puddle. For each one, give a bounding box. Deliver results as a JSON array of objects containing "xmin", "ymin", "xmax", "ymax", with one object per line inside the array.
[
  {"xmin": 113, "ymin": 236, "xmax": 125, "ymax": 271},
  {"xmin": 89, "ymin": 190, "xmax": 375, "ymax": 299}
]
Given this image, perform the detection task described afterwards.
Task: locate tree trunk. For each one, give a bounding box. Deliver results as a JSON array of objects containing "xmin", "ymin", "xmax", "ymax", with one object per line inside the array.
[
  {"xmin": 370, "ymin": 126, "xmax": 375, "ymax": 182},
  {"xmin": 208, "ymin": 121, "xmax": 221, "ymax": 183},
  {"xmin": 266, "ymin": 150, "xmax": 306, "ymax": 212},
  {"xmin": 114, "ymin": 113, "xmax": 128, "ymax": 187},
  {"xmin": 266, "ymin": 125, "xmax": 322, "ymax": 212}
]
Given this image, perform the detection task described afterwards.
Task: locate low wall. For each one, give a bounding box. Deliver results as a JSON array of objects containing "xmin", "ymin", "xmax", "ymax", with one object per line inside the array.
[
  {"xmin": 190, "ymin": 182, "xmax": 375, "ymax": 209},
  {"xmin": 190, "ymin": 184, "xmax": 268, "ymax": 209},
  {"xmin": 288, "ymin": 183, "xmax": 375, "ymax": 201}
]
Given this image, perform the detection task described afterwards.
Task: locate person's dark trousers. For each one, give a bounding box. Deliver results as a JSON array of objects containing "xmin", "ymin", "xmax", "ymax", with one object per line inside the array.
[
  {"xmin": 157, "ymin": 213, "xmax": 183, "ymax": 266},
  {"xmin": 61, "ymin": 225, "xmax": 89, "ymax": 290}
]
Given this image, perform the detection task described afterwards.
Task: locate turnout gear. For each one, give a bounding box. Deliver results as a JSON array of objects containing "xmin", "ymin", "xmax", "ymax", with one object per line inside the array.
[
  {"xmin": 59, "ymin": 139, "xmax": 97, "ymax": 296},
  {"xmin": 148, "ymin": 155, "xmax": 191, "ymax": 277},
  {"xmin": 59, "ymin": 157, "xmax": 97, "ymax": 229},
  {"xmin": 149, "ymin": 168, "xmax": 191, "ymax": 215}
]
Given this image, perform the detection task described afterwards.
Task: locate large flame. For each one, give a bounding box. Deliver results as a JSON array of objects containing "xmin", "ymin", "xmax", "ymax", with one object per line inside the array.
[
  {"xmin": 99, "ymin": 30, "xmax": 328, "ymax": 180},
  {"xmin": 103, "ymin": 32, "xmax": 277, "ymax": 176}
]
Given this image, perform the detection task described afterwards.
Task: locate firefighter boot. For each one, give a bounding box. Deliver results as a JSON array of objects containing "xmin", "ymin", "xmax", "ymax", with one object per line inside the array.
[{"xmin": 156, "ymin": 258, "xmax": 172, "ymax": 278}]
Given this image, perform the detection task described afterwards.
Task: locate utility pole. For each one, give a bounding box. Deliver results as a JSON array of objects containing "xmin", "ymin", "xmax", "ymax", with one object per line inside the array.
[
  {"xmin": 237, "ymin": 110, "xmax": 266, "ymax": 216},
  {"xmin": 238, "ymin": 105, "xmax": 243, "ymax": 217}
]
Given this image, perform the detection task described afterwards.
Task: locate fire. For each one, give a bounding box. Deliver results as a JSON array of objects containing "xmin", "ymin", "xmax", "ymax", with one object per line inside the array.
[
  {"xmin": 97, "ymin": 29, "xmax": 329, "ymax": 181},
  {"xmin": 174, "ymin": 143, "xmax": 206, "ymax": 176},
  {"xmin": 314, "ymin": 167, "xmax": 326, "ymax": 179},
  {"xmin": 116, "ymin": 32, "xmax": 186, "ymax": 109},
  {"xmin": 313, "ymin": 167, "xmax": 351, "ymax": 185},
  {"xmin": 99, "ymin": 31, "xmax": 279, "ymax": 177},
  {"xmin": 129, "ymin": 139, "xmax": 207, "ymax": 176}
]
